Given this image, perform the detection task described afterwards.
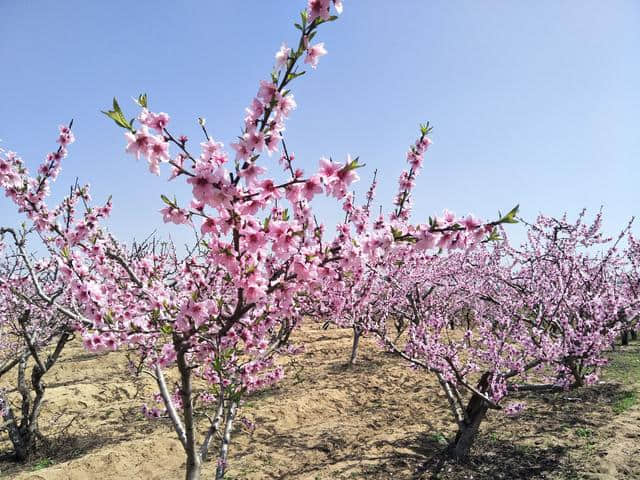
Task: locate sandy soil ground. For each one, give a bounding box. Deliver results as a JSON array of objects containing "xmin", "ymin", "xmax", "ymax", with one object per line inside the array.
[{"xmin": 1, "ymin": 325, "xmax": 639, "ymax": 480}]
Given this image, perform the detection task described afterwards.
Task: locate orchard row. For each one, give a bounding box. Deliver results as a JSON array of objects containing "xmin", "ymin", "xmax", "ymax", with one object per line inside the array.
[{"xmin": 1, "ymin": 1, "xmax": 638, "ymax": 479}]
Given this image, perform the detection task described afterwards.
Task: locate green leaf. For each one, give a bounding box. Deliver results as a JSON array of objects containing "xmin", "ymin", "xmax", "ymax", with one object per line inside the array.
[
  {"xmin": 419, "ymin": 121, "xmax": 433, "ymax": 136},
  {"xmin": 282, "ymin": 209, "xmax": 290, "ymax": 221},
  {"xmin": 484, "ymin": 228, "xmax": 501, "ymax": 243},
  {"xmin": 345, "ymin": 156, "xmax": 364, "ymax": 171},
  {"xmin": 101, "ymin": 97, "xmax": 133, "ymax": 131},
  {"xmin": 498, "ymin": 204, "xmax": 520, "ymax": 224},
  {"xmin": 286, "ymin": 71, "xmax": 306, "ymax": 82},
  {"xmin": 161, "ymin": 325, "xmax": 173, "ymax": 335},
  {"xmin": 136, "ymin": 93, "xmax": 148, "ymax": 108},
  {"xmin": 160, "ymin": 194, "xmax": 175, "ymax": 207},
  {"xmin": 315, "ymin": 15, "xmax": 339, "ymax": 25}
]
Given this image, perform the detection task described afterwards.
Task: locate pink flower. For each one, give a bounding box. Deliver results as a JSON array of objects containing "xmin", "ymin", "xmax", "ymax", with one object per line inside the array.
[
  {"xmin": 302, "ymin": 175, "xmax": 323, "ymax": 201},
  {"xmin": 275, "ymin": 93, "xmax": 297, "ymax": 119},
  {"xmin": 258, "ymin": 179, "xmax": 282, "ymax": 201},
  {"xmin": 292, "ymin": 259, "xmax": 313, "ymax": 281},
  {"xmin": 415, "ymin": 228, "xmax": 437, "ymax": 250},
  {"xmin": 275, "ymin": 43, "xmax": 291, "ymax": 70},
  {"xmin": 57, "ymin": 125, "xmax": 75, "ymax": 146},
  {"xmin": 238, "ymin": 163, "xmax": 267, "ymax": 187},
  {"xmin": 187, "ymin": 172, "xmax": 215, "ymax": 203},
  {"xmin": 417, "ymin": 136, "xmax": 432, "ymax": 152},
  {"xmin": 125, "ymin": 127, "xmax": 152, "ymax": 160},
  {"xmin": 160, "ymin": 206, "xmax": 189, "ymax": 224},
  {"xmin": 147, "ymin": 136, "xmax": 170, "ymax": 175},
  {"xmin": 184, "ymin": 300, "xmax": 208, "ymax": 329},
  {"xmin": 257, "ymin": 80, "xmax": 278, "ymax": 103},
  {"xmin": 230, "ymin": 137, "xmax": 252, "ymax": 162},
  {"xmin": 200, "ymin": 139, "xmax": 225, "ymax": 165},
  {"xmin": 308, "ymin": 0, "xmax": 331, "ymax": 22},
  {"xmin": 462, "ymin": 214, "xmax": 482, "ymax": 231},
  {"xmin": 407, "ymin": 151, "xmax": 423, "ymax": 170},
  {"xmin": 139, "ymin": 109, "xmax": 170, "ymax": 133},
  {"xmin": 246, "ymin": 129, "xmax": 265, "ymax": 152},
  {"xmin": 318, "ymin": 157, "xmax": 341, "ymax": 180},
  {"xmin": 244, "ymin": 281, "xmax": 266, "ymax": 303},
  {"xmin": 442, "ymin": 209, "xmax": 456, "ymax": 224},
  {"xmin": 285, "ymin": 183, "xmax": 303, "ymax": 204},
  {"xmin": 243, "ymin": 228, "xmax": 267, "ymax": 253},
  {"xmin": 245, "ymin": 98, "xmax": 264, "ymax": 123},
  {"xmin": 335, "ymin": 156, "xmax": 359, "ymax": 187},
  {"xmin": 265, "ymin": 133, "xmax": 280, "ymax": 154},
  {"xmin": 201, "ymin": 217, "xmax": 218, "ymax": 236},
  {"xmin": 304, "ymin": 42, "xmax": 327, "ymax": 69}
]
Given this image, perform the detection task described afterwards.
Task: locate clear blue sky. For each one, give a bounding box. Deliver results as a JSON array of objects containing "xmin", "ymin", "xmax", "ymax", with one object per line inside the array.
[{"xmin": 1, "ymin": 1, "xmax": 638, "ymax": 246}]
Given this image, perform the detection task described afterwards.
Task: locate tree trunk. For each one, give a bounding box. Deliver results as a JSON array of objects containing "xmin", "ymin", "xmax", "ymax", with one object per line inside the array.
[
  {"xmin": 15, "ymin": 352, "xmax": 33, "ymax": 461},
  {"xmin": 448, "ymin": 373, "xmax": 491, "ymax": 460},
  {"xmin": 348, "ymin": 326, "xmax": 362, "ymax": 367},
  {"xmin": 622, "ymin": 330, "xmax": 630, "ymax": 346},
  {"xmin": 0, "ymin": 390, "xmax": 28, "ymax": 461},
  {"xmin": 566, "ymin": 358, "xmax": 584, "ymax": 388},
  {"xmin": 215, "ymin": 401, "xmax": 238, "ymax": 480},
  {"xmin": 13, "ymin": 429, "xmax": 33, "ymax": 462},
  {"xmin": 448, "ymin": 394, "xmax": 489, "ymax": 460},
  {"xmin": 393, "ymin": 317, "xmax": 406, "ymax": 343},
  {"xmin": 185, "ymin": 454, "xmax": 202, "ymax": 480},
  {"xmin": 1, "ymin": 328, "xmax": 70, "ymax": 462},
  {"xmin": 0, "ymin": 360, "xmax": 37, "ymax": 462},
  {"xmin": 176, "ymin": 348, "xmax": 202, "ymax": 480}
]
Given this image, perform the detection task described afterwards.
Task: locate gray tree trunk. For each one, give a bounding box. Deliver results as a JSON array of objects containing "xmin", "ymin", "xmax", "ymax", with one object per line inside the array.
[
  {"xmin": 348, "ymin": 326, "xmax": 362, "ymax": 367},
  {"xmin": 448, "ymin": 373, "xmax": 491, "ymax": 460}
]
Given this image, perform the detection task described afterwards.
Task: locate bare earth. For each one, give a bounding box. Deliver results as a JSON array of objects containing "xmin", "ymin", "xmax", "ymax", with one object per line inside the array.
[{"xmin": 1, "ymin": 325, "xmax": 639, "ymax": 480}]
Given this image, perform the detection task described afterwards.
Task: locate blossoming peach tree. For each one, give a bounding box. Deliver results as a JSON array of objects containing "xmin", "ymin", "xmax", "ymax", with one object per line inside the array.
[
  {"xmin": 343, "ymin": 209, "xmax": 631, "ymax": 459},
  {"xmin": 620, "ymin": 233, "xmax": 640, "ymax": 344},
  {"xmin": 500, "ymin": 211, "xmax": 633, "ymax": 387},
  {"xmin": 312, "ymin": 123, "xmax": 511, "ymax": 367},
  {"xmin": 312, "ymin": 158, "xmax": 523, "ymax": 458},
  {"xmin": 305, "ymin": 118, "xmax": 629, "ymax": 460},
  {"xmin": 0, "ymin": 131, "xmax": 82, "ymax": 460},
  {"xmin": 97, "ymin": 2, "xmax": 512, "ymax": 475}
]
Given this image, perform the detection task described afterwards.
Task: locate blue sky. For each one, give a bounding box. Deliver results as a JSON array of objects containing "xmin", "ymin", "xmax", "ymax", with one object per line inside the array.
[{"xmin": 1, "ymin": 0, "xmax": 638, "ymax": 247}]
